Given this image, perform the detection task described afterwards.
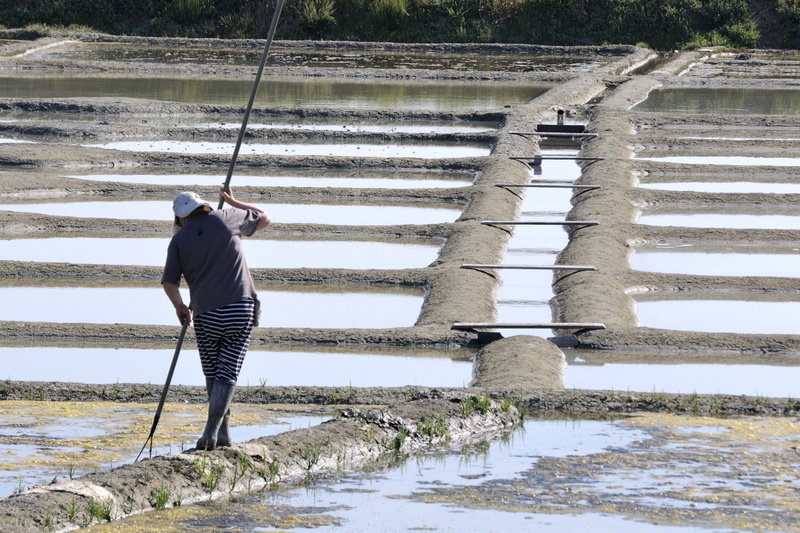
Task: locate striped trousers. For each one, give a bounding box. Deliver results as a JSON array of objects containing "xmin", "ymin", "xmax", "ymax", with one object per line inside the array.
[{"xmin": 193, "ymin": 299, "xmax": 255, "ymax": 384}]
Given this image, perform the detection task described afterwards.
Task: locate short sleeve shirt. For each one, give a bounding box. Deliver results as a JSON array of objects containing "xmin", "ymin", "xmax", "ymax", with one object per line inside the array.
[{"xmin": 161, "ymin": 208, "xmax": 262, "ymax": 317}]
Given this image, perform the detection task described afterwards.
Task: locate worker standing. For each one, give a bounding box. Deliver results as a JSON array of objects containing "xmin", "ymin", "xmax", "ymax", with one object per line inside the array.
[{"xmin": 162, "ymin": 186, "xmax": 270, "ymax": 451}]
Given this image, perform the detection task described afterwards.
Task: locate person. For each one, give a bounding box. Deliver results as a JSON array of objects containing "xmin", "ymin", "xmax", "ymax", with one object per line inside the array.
[{"xmin": 161, "ymin": 186, "xmax": 270, "ymax": 451}]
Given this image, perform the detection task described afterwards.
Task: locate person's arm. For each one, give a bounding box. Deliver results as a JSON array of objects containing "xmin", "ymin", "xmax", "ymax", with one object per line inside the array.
[
  {"xmin": 220, "ymin": 185, "xmax": 271, "ymax": 231},
  {"xmin": 162, "ymin": 282, "xmax": 192, "ymax": 325}
]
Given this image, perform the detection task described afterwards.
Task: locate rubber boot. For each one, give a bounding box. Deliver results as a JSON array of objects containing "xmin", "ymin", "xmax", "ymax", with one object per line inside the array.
[
  {"xmin": 204, "ymin": 378, "xmax": 232, "ymax": 447},
  {"xmin": 196, "ymin": 380, "xmax": 236, "ymax": 451}
]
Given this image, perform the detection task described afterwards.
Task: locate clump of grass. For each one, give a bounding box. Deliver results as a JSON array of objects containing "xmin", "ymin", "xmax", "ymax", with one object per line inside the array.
[
  {"xmin": 302, "ymin": 442, "xmax": 323, "ymax": 471},
  {"xmin": 371, "ymin": 0, "xmax": 407, "ymax": 31},
  {"xmin": 87, "ymin": 498, "xmax": 114, "ymax": 523},
  {"xmin": 67, "ymin": 498, "xmax": 78, "ymax": 522},
  {"xmin": 299, "ymin": 0, "xmax": 336, "ymax": 37},
  {"xmin": 418, "ymin": 410, "xmax": 448, "ymax": 438},
  {"xmin": 462, "ymin": 392, "xmax": 492, "ymax": 417},
  {"xmin": 392, "ymin": 425, "xmax": 408, "ymax": 452},
  {"xmin": 150, "ymin": 485, "xmax": 172, "ymax": 510},
  {"xmin": 169, "ymin": 0, "xmax": 207, "ymax": 25}
]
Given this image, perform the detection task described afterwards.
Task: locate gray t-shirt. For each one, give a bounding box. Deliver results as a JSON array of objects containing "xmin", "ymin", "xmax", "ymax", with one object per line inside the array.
[{"xmin": 161, "ymin": 208, "xmax": 262, "ymax": 317}]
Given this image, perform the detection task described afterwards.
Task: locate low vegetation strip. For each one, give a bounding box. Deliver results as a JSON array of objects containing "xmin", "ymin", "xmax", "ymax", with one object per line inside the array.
[{"xmin": 2, "ymin": 0, "xmax": 799, "ymax": 49}]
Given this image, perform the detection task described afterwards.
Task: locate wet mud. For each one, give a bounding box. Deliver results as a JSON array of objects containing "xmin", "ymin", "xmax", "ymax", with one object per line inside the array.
[{"xmin": 0, "ymin": 35, "xmax": 799, "ymax": 532}]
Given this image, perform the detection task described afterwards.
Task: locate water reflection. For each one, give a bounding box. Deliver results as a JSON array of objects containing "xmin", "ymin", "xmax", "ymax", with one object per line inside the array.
[
  {"xmin": 96, "ymin": 419, "xmax": 725, "ymax": 533},
  {"xmin": 0, "ymin": 75, "xmax": 548, "ymax": 110},
  {"xmin": 34, "ymin": 42, "xmax": 603, "ymax": 72},
  {"xmin": 495, "ymin": 150, "xmax": 579, "ymax": 339},
  {"xmin": 65, "ymin": 171, "xmax": 475, "ymax": 189},
  {"xmin": 0, "ymin": 201, "xmax": 462, "ymax": 225},
  {"xmin": 0, "ymin": 403, "xmax": 330, "ymax": 500},
  {"xmin": 0, "ymin": 237, "xmax": 441, "ymax": 269},
  {"xmin": 565, "ymin": 360, "xmax": 800, "ymax": 396},
  {"xmin": 0, "ymin": 346, "xmax": 472, "ymax": 388},
  {"xmin": 82, "ymin": 139, "xmax": 489, "ymax": 158},
  {"xmin": 0, "ymin": 286, "xmax": 423, "ymax": 328},
  {"xmin": 634, "ymin": 87, "xmax": 800, "ymax": 115},
  {"xmin": 635, "ymin": 297, "xmax": 800, "ymax": 334},
  {"xmin": 631, "ymin": 248, "xmax": 800, "ymax": 277},
  {"xmin": 637, "ymin": 155, "xmax": 799, "ymax": 166},
  {"xmin": 637, "ymin": 212, "xmax": 799, "ymax": 229},
  {"xmin": 199, "ymin": 121, "xmax": 496, "ymax": 134},
  {"xmin": 638, "ymin": 180, "xmax": 800, "ymax": 193}
]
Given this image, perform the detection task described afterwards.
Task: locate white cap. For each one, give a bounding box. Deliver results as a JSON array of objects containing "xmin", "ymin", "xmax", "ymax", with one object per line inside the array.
[{"xmin": 173, "ymin": 192, "xmax": 213, "ymax": 218}]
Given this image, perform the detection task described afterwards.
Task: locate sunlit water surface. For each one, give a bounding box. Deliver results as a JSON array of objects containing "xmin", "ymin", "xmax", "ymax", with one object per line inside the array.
[
  {"xmin": 638, "ymin": 181, "xmax": 800, "ymax": 194},
  {"xmin": 64, "ymin": 171, "xmax": 476, "ymax": 188},
  {"xmin": 565, "ymin": 360, "xmax": 800, "ymax": 397},
  {"xmin": 31, "ymin": 42, "xmax": 604, "ymax": 72},
  {"xmin": 0, "ymin": 347, "xmax": 472, "ymax": 388},
  {"xmin": 635, "ymin": 298, "xmax": 800, "ymax": 334},
  {"xmin": 631, "ymin": 248, "xmax": 800, "ymax": 277},
  {"xmin": 0, "ymin": 408, "xmax": 330, "ymax": 500},
  {"xmin": 495, "ymin": 150, "xmax": 580, "ymax": 339},
  {"xmin": 82, "ymin": 140, "xmax": 489, "ymax": 158},
  {"xmin": 0, "ymin": 201, "xmax": 462, "ymax": 225},
  {"xmin": 0, "ymin": 286, "xmax": 422, "ymax": 328},
  {"xmin": 93, "ymin": 418, "xmax": 728, "ymax": 533},
  {"xmin": 0, "ymin": 237, "xmax": 440, "ymax": 269},
  {"xmin": 637, "ymin": 212, "xmax": 799, "ymax": 229},
  {"xmin": 0, "ymin": 75, "xmax": 548, "ymax": 110},
  {"xmin": 633, "ymin": 87, "xmax": 800, "ymax": 115},
  {"xmin": 637, "ymin": 155, "xmax": 799, "ymax": 166}
]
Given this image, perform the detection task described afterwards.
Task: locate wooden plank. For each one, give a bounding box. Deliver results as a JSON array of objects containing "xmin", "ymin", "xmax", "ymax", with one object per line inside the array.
[
  {"xmin": 535, "ymin": 124, "xmax": 587, "ymax": 134},
  {"xmin": 510, "ymin": 131, "xmax": 597, "ymax": 137},
  {"xmin": 509, "ymin": 156, "xmax": 604, "ymax": 162},
  {"xmin": 452, "ymin": 322, "xmax": 606, "ymax": 330},
  {"xmin": 482, "ymin": 220, "xmax": 599, "ymax": 226},
  {"xmin": 461, "ymin": 264, "xmax": 597, "ymax": 271},
  {"xmin": 495, "ymin": 183, "xmax": 601, "ymax": 190}
]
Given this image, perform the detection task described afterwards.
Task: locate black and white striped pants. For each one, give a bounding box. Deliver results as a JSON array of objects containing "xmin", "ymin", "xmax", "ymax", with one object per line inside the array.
[{"xmin": 193, "ymin": 299, "xmax": 255, "ymax": 384}]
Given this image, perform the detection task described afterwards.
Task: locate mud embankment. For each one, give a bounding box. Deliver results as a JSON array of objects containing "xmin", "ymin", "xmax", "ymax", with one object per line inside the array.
[{"xmin": 0, "ymin": 396, "xmax": 521, "ymax": 532}]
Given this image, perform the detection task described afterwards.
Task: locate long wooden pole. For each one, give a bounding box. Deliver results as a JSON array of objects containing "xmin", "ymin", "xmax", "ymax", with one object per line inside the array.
[
  {"xmin": 136, "ymin": 315, "xmax": 190, "ymax": 462},
  {"xmin": 219, "ymin": 0, "xmax": 287, "ymax": 208},
  {"xmin": 138, "ymin": 0, "xmax": 286, "ymax": 461}
]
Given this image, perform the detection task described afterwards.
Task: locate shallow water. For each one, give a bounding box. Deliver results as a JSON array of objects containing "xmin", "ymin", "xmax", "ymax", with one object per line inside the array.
[
  {"xmin": 82, "ymin": 139, "xmax": 490, "ymax": 158},
  {"xmin": 0, "ymin": 201, "xmax": 462, "ymax": 225},
  {"xmin": 64, "ymin": 171, "xmax": 475, "ymax": 189},
  {"xmin": 493, "ymin": 154, "xmax": 578, "ymax": 338},
  {"xmin": 196, "ymin": 121, "xmax": 495, "ymax": 134},
  {"xmin": 638, "ymin": 180, "xmax": 800, "ymax": 193},
  {"xmin": 524, "ymin": 151, "xmax": 585, "ymax": 182},
  {"xmin": 637, "ymin": 212, "xmax": 799, "ymax": 229},
  {"xmin": 32, "ymin": 42, "xmax": 603, "ymax": 72},
  {"xmin": 632, "ymin": 248, "xmax": 800, "ymax": 277},
  {"xmin": 505, "ymin": 226, "xmax": 569, "ymax": 256},
  {"xmin": 0, "ymin": 403, "xmax": 330, "ymax": 500},
  {"xmin": 0, "ymin": 237, "xmax": 441, "ymax": 269},
  {"xmin": 635, "ymin": 298, "xmax": 800, "ymax": 334},
  {"xmin": 516, "ymin": 186, "xmax": 575, "ymax": 214},
  {"xmin": 565, "ymin": 360, "xmax": 800, "ymax": 396},
  {"xmin": 637, "ymin": 155, "xmax": 799, "ymax": 166},
  {"xmin": 0, "ymin": 286, "xmax": 423, "ymax": 328},
  {"xmin": 495, "ymin": 266, "xmax": 556, "ymax": 336},
  {"xmin": 0, "ymin": 346, "xmax": 473, "ymax": 388},
  {"xmin": 243, "ymin": 419, "xmax": 660, "ymax": 533},
  {"xmin": 92, "ymin": 417, "xmax": 751, "ymax": 533},
  {"xmin": 0, "ymin": 75, "xmax": 548, "ymax": 110},
  {"xmin": 634, "ymin": 87, "xmax": 800, "ymax": 115}
]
